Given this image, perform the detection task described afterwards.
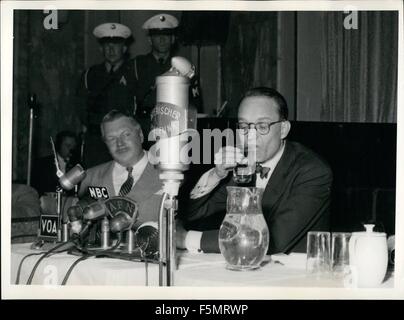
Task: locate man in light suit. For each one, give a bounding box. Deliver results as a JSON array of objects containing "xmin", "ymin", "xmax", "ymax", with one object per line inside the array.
[
  {"xmin": 79, "ymin": 110, "xmax": 162, "ymax": 225},
  {"xmin": 177, "ymin": 87, "xmax": 333, "ymax": 254}
]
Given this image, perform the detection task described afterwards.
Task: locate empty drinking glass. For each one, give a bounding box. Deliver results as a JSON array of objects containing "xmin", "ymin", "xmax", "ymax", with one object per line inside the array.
[
  {"xmin": 306, "ymin": 231, "xmax": 331, "ymax": 277},
  {"xmin": 331, "ymin": 232, "xmax": 351, "ymax": 279}
]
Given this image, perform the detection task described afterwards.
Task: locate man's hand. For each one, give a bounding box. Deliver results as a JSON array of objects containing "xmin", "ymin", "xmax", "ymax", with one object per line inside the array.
[
  {"xmin": 214, "ymin": 146, "xmax": 247, "ymax": 178},
  {"xmin": 176, "ymin": 219, "xmax": 188, "ymax": 249}
]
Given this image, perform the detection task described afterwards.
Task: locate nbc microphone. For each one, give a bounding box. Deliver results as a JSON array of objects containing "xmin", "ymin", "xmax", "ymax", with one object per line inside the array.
[{"xmin": 82, "ymin": 201, "xmax": 107, "ymax": 221}]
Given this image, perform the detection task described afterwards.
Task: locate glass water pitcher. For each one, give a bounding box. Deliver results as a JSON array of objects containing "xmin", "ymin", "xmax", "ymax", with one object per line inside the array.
[{"xmin": 219, "ymin": 187, "xmax": 269, "ymax": 271}]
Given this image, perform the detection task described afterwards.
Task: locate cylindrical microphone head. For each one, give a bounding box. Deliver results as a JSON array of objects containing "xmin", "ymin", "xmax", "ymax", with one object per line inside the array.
[
  {"xmin": 59, "ymin": 164, "xmax": 86, "ymax": 190},
  {"xmin": 82, "ymin": 202, "xmax": 106, "ymax": 221},
  {"xmin": 110, "ymin": 212, "xmax": 132, "ymax": 233},
  {"xmin": 151, "ymin": 58, "xmax": 195, "ymax": 173},
  {"xmin": 135, "ymin": 221, "xmax": 159, "ymax": 257},
  {"xmin": 171, "ymin": 56, "xmax": 195, "ymax": 79}
]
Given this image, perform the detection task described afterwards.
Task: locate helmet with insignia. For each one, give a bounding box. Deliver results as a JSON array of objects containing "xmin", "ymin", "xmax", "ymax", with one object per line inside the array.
[
  {"xmin": 142, "ymin": 13, "xmax": 179, "ymax": 35},
  {"xmin": 93, "ymin": 23, "xmax": 132, "ymax": 44}
]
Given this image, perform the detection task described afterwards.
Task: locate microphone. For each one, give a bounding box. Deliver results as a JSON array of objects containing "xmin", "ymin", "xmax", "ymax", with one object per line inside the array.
[
  {"xmin": 67, "ymin": 205, "xmax": 84, "ymax": 234},
  {"xmin": 59, "ymin": 164, "xmax": 86, "ymax": 191},
  {"xmin": 171, "ymin": 56, "xmax": 196, "ymax": 78},
  {"xmin": 150, "ymin": 56, "xmax": 197, "ymax": 194},
  {"xmin": 135, "ymin": 221, "xmax": 159, "ymax": 257},
  {"xmin": 67, "ymin": 197, "xmax": 97, "ymax": 234},
  {"xmin": 150, "ymin": 56, "xmax": 198, "ymax": 286},
  {"xmin": 109, "ymin": 212, "xmax": 133, "ymax": 233},
  {"xmin": 82, "ymin": 201, "xmax": 107, "ymax": 221}
]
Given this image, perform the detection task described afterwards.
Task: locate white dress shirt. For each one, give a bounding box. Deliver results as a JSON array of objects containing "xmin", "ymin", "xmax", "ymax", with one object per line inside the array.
[
  {"xmin": 112, "ymin": 151, "xmax": 148, "ymax": 196},
  {"xmin": 185, "ymin": 142, "xmax": 287, "ymax": 252}
]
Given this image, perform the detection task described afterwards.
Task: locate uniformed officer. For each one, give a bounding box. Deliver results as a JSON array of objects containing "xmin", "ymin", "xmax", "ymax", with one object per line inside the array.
[
  {"xmin": 134, "ymin": 13, "xmax": 179, "ymax": 119},
  {"xmin": 134, "ymin": 13, "xmax": 202, "ymax": 140},
  {"xmin": 77, "ymin": 22, "xmax": 138, "ymax": 168}
]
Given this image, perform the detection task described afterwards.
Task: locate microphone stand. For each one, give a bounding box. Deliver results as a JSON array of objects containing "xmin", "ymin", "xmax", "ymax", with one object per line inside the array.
[
  {"xmin": 153, "ymin": 56, "xmax": 197, "ymax": 286},
  {"xmin": 26, "ymin": 94, "xmax": 37, "ymax": 186},
  {"xmin": 158, "ymin": 174, "xmax": 182, "ymax": 287},
  {"xmin": 56, "ymin": 186, "xmax": 69, "ymax": 242}
]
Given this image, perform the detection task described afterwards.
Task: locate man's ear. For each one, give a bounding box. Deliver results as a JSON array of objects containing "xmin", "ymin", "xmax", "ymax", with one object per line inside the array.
[
  {"xmin": 139, "ymin": 129, "xmax": 144, "ymax": 144},
  {"xmin": 280, "ymin": 120, "xmax": 291, "ymax": 139}
]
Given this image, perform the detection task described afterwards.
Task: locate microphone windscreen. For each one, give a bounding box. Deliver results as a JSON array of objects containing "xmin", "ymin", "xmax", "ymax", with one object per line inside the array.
[
  {"xmin": 171, "ymin": 56, "xmax": 195, "ymax": 78},
  {"xmin": 135, "ymin": 221, "xmax": 159, "ymax": 256},
  {"xmin": 110, "ymin": 213, "xmax": 132, "ymax": 233},
  {"xmin": 82, "ymin": 201, "xmax": 106, "ymax": 220},
  {"xmin": 59, "ymin": 164, "xmax": 86, "ymax": 190}
]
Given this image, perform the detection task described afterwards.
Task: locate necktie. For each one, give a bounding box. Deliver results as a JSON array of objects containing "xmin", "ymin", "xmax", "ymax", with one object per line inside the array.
[
  {"xmin": 158, "ymin": 58, "xmax": 164, "ymax": 65},
  {"xmin": 119, "ymin": 167, "xmax": 134, "ymax": 196},
  {"xmin": 256, "ymin": 163, "xmax": 271, "ymax": 179}
]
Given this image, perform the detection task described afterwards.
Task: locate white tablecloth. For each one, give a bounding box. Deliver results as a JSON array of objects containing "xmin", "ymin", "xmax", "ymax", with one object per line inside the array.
[{"xmin": 11, "ymin": 243, "xmax": 394, "ymax": 287}]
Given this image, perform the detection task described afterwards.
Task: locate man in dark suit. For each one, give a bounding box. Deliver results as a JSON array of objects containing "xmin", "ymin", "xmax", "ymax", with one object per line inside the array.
[
  {"xmin": 31, "ymin": 130, "xmax": 78, "ymax": 196},
  {"xmin": 79, "ymin": 110, "xmax": 163, "ymax": 225},
  {"xmin": 177, "ymin": 87, "xmax": 332, "ymax": 254}
]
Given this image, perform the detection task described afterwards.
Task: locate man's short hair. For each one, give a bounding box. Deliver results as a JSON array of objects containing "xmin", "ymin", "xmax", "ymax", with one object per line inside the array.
[
  {"xmin": 55, "ymin": 131, "xmax": 77, "ymax": 152},
  {"xmin": 100, "ymin": 110, "xmax": 141, "ymax": 137},
  {"xmin": 241, "ymin": 87, "xmax": 289, "ymax": 120}
]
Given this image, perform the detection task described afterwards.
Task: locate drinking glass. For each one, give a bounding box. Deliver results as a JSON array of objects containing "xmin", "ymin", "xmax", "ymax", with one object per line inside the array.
[
  {"xmin": 306, "ymin": 231, "xmax": 331, "ymax": 276},
  {"xmin": 233, "ymin": 164, "xmax": 255, "ymax": 184},
  {"xmin": 232, "ymin": 146, "xmax": 256, "ymax": 185},
  {"xmin": 331, "ymin": 232, "xmax": 351, "ymax": 279}
]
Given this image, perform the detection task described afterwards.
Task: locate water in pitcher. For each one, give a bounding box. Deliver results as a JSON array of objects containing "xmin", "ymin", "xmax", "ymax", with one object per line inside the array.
[{"xmin": 219, "ymin": 187, "xmax": 269, "ymax": 270}]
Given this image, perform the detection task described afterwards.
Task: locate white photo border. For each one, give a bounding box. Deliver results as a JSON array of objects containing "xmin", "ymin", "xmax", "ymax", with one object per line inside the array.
[{"xmin": 1, "ymin": 0, "xmax": 403, "ymax": 300}]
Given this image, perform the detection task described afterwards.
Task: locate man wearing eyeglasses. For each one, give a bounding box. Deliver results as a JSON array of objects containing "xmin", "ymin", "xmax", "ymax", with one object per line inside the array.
[{"xmin": 177, "ymin": 87, "xmax": 332, "ymax": 255}]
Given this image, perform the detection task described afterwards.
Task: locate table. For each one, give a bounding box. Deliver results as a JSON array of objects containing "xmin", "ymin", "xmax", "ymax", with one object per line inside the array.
[{"xmin": 11, "ymin": 243, "xmax": 394, "ymax": 287}]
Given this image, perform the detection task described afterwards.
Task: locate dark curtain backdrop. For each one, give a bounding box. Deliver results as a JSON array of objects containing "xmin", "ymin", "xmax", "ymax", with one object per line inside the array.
[
  {"xmin": 320, "ymin": 11, "xmax": 398, "ymax": 123},
  {"xmin": 13, "ymin": 10, "xmax": 85, "ymax": 181},
  {"xmin": 222, "ymin": 12, "xmax": 278, "ymax": 117}
]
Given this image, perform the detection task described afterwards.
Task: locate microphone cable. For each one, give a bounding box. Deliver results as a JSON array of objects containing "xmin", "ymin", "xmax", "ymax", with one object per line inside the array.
[
  {"xmin": 61, "ymin": 232, "xmax": 122, "ymax": 285},
  {"xmin": 15, "ymin": 252, "xmax": 46, "ymax": 285},
  {"xmin": 26, "ymin": 241, "xmax": 74, "ymax": 285},
  {"xmin": 61, "ymin": 254, "xmax": 90, "ymax": 285},
  {"xmin": 16, "ymin": 228, "xmax": 87, "ymax": 284}
]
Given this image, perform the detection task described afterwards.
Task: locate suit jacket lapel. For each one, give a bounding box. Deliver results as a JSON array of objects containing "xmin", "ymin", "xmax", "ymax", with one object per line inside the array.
[
  {"xmin": 128, "ymin": 162, "xmax": 162, "ymax": 202},
  {"xmin": 100, "ymin": 161, "xmax": 116, "ymax": 197},
  {"xmin": 262, "ymin": 142, "xmax": 296, "ymax": 219}
]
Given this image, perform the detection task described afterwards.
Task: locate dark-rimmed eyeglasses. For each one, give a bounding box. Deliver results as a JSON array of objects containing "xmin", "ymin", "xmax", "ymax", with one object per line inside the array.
[{"xmin": 237, "ymin": 120, "xmax": 284, "ymax": 135}]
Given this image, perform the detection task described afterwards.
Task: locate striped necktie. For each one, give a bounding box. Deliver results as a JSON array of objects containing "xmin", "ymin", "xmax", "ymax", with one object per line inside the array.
[{"xmin": 119, "ymin": 167, "xmax": 133, "ymax": 196}]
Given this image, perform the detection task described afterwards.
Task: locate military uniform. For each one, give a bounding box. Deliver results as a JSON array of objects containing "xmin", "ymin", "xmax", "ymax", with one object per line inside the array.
[
  {"xmin": 76, "ymin": 22, "xmax": 137, "ymax": 167},
  {"xmin": 133, "ymin": 13, "xmax": 202, "ymax": 140},
  {"xmin": 79, "ymin": 60, "xmax": 137, "ymax": 128},
  {"xmin": 133, "ymin": 53, "xmax": 171, "ymax": 118}
]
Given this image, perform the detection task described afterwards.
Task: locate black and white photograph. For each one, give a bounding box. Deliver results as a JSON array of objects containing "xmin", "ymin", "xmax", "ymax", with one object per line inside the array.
[{"xmin": 1, "ymin": 0, "xmax": 403, "ymax": 301}]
